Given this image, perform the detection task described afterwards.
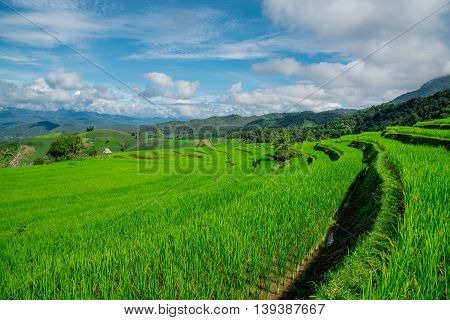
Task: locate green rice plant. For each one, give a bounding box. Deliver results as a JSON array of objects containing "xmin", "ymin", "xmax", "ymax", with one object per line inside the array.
[
  {"xmin": 315, "ymin": 132, "xmax": 448, "ymax": 299},
  {"xmin": 363, "ymin": 135, "xmax": 449, "ymax": 299},
  {"xmin": 384, "ymin": 126, "xmax": 450, "ymax": 140},
  {"xmin": 0, "ymin": 140, "xmax": 363, "ymax": 299},
  {"xmin": 415, "ymin": 117, "xmax": 450, "ymax": 129}
]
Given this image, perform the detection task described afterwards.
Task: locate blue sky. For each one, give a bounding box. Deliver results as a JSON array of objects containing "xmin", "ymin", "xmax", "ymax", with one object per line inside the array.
[{"xmin": 0, "ymin": 0, "xmax": 449, "ymax": 119}]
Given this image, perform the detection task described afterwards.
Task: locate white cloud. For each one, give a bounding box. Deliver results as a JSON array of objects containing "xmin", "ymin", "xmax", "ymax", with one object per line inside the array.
[
  {"xmin": 125, "ymin": 36, "xmax": 311, "ymax": 61},
  {"xmin": 0, "ymin": 69, "xmax": 206, "ymax": 119},
  {"xmin": 0, "ymin": 54, "xmax": 38, "ymax": 65},
  {"xmin": 252, "ymin": 58, "xmax": 302, "ymax": 77},
  {"xmin": 144, "ymin": 72, "xmax": 174, "ymax": 90},
  {"xmin": 248, "ymin": 0, "xmax": 450, "ymax": 109},
  {"xmin": 229, "ymin": 82, "xmax": 242, "ymax": 94},
  {"xmin": 143, "ymin": 72, "xmax": 200, "ymax": 100},
  {"xmin": 45, "ymin": 68, "xmax": 82, "ymax": 90},
  {"xmin": 225, "ymin": 81, "xmax": 342, "ymax": 114},
  {"xmin": 0, "ymin": 8, "xmax": 105, "ymax": 47},
  {"xmin": 0, "ymin": 3, "xmax": 233, "ymax": 50},
  {"xmin": 249, "ymin": 38, "xmax": 450, "ymax": 108},
  {"xmin": 175, "ymin": 80, "xmax": 200, "ymax": 99},
  {"xmin": 263, "ymin": 0, "xmax": 447, "ymax": 40}
]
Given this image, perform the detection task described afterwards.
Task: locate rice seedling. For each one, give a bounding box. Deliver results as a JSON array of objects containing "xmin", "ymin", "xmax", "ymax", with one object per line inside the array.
[
  {"xmin": 415, "ymin": 117, "xmax": 450, "ymax": 129},
  {"xmin": 315, "ymin": 132, "xmax": 448, "ymax": 299},
  {"xmin": 0, "ymin": 140, "xmax": 363, "ymax": 299},
  {"xmin": 384, "ymin": 126, "xmax": 450, "ymax": 140}
]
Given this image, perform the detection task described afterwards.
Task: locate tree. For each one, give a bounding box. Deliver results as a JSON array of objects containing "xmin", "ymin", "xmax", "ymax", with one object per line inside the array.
[
  {"xmin": 86, "ymin": 125, "xmax": 95, "ymax": 132},
  {"xmin": 47, "ymin": 135, "xmax": 84, "ymax": 161},
  {"xmin": 119, "ymin": 142, "xmax": 128, "ymax": 152},
  {"xmin": 273, "ymin": 131, "xmax": 292, "ymax": 162}
]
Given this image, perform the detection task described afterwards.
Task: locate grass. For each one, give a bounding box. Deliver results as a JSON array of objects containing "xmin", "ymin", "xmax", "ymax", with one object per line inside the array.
[
  {"xmin": 363, "ymin": 135, "xmax": 448, "ymax": 299},
  {"xmin": 415, "ymin": 117, "xmax": 450, "ymax": 129},
  {"xmin": 0, "ymin": 124, "xmax": 447, "ymax": 300},
  {"xmin": 315, "ymin": 132, "xmax": 448, "ymax": 299},
  {"xmin": 2, "ymin": 129, "xmax": 201, "ymax": 164},
  {"xmin": 0, "ymin": 140, "xmax": 363, "ymax": 299},
  {"xmin": 384, "ymin": 126, "xmax": 450, "ymax": 140}
]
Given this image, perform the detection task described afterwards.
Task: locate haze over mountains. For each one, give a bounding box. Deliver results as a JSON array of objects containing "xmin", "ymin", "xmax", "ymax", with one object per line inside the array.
[
  {"xmin": 391, "ymin": 75, "xmax": 450, "ymax": 103},
  {"xmin": 0, "ymin": 109, "xmax": 172, "ymax": 140},
  {"xmin": 1, "ymin": 75, "xmax": 449, "ymax": 140}
]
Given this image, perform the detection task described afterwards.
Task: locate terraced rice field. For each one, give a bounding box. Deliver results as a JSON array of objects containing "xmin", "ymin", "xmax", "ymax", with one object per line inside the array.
[
  {"xmin": 1, "ymin": 119, "xmax": 448, "ymax": 300},
  {"xmin": 415, "ymin": 117, "xmax": 450, "ymax": 129},
  {"xmin": 384, "ymin": 126, "xmax": 450, "ymax": 140},
  {"xmin": 0, "ymin": 140, "xmax": 363, "ymax": 299},
  {"xmin": 314, "ymin": 131, "xmax": 449, "ymax": 299}
]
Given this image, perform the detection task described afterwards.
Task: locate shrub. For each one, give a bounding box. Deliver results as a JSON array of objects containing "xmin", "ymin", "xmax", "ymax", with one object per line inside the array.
[
  {"xmin": 273, "ymin": 132, "xmax": 293, "ymax": 162},
  {"xmin": 85, "ymin": 145, "xmax": 98, "ymax": 157},
  {"xmin": 33, "ymin": 157, "xmax": 45, "ymax": 165},
  {"xmin": 47, "ymin": 135, "xmax": 84, "ymax": 161}
]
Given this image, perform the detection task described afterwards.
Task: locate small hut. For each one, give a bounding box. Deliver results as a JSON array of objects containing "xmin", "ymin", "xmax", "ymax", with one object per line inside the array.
[{"xmin": 102, "ymin": 147, "xmax": 113, "ymax": 154}]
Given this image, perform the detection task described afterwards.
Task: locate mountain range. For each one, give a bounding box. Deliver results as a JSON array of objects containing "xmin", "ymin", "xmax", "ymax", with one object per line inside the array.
[
  {"xmin": 0, "ymin": 108, "xmax": 171, "ymax": 140},
  {"xmin": 391, "ymin": 75, "xmax": 450, "ymax": 103},
  {"xmin": 1, "ymin": 75, "xmax": 449, "ymax": 140}
]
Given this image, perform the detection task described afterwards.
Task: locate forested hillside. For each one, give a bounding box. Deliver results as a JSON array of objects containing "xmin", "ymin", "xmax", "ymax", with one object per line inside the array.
[
  {"xmin": 143, "ymin": 109, "xmax": 356, "ymax": 138},
  {"xmin": 391, "ymin": 75, "xmax": 450, "ymax": 103},
  {"xmin": 239, "ymin": 90, "xmax": 449, "ymax": 142}
]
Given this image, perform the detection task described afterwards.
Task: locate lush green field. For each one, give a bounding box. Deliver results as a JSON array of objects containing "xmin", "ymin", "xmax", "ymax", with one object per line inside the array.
[
  {"xmin": 315, "ymin": 132, "xmax": 448, "ymax": 299},
  {"xmin": 361, "ymin": 134, "xmax": 448, "ymax": 299},
  {"xmin": 1, "ymin": 129, "xmax": 202, "ymax": 165},
  {"xmin": 1, "ymin": 121, "xmax": 448, "ymax": 300},
  {"xmin": 0, "ymin": 140, "xmax": 363, "ymax": 299},
  {"xmin": 415, "ymin": 117, "xmax": 450, "ymax": 129},
  {"xmin": 384, "ymin": 126, "xmax": 450, "ymax": 140}
]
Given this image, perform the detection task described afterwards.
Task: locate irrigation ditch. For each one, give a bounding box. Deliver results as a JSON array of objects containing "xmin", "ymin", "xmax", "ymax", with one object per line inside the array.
[{"xmin": 260, "ymin": 141, "xmax": 404, "ymax": 300}]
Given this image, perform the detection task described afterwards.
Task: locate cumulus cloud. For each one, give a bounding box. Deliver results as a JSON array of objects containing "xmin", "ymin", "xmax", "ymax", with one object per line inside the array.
[
  {"xmin": 143, "ymin": 72, "xmax": 200, "ymax": 99},
  {"xmin": 144, "ymin": 72, "xmax": 174, "ymax": 90},
  {"xmin": 0, "ymin": 69, "xmax": 207, "ymax": 119},
  {"xmin": 45, "ymin": 68, "xmax": 82, "ymax": 90},
  {"xmin": 229, "ymin": 82, "xmax": 242, "ymax": 94},
  {"xmin": 1, "ymin": 1, "xmax": 449, "ymax": 118},
  {"xmin": 225, "ymin": 81, "xmax": 343, "ymax": 114},
  {"xmin": 249, "ymin": 41, "xmax": 450, "ymax": 108},
  {"xmin": 263, "ymin": 0, "xmax": 447, "ymax": 40},
  {"xmin": 0, "ymin": 69, "xmax": 122, "ymax": 113},
  {"xmin": 247, "ymin": 0, "xmax": 450, "ymax": 110}
]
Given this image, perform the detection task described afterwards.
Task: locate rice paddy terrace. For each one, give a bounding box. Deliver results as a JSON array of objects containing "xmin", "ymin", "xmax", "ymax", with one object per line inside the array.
[{"xmin": 0, "ymin": 120, "xmax": 448, "ymax": 300}]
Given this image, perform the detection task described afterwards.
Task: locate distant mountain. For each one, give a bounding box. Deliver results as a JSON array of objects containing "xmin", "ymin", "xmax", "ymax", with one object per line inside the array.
[
  {"xmin": 143, "ymin": 109, "xmax": 356, "ymax": 137},
  {"xmin": 238, "ymin": 90, "xmax": 449, "ymax": 142},
  {"xmin": 243, "ymin": 109, "xmax": 355, "ymax": 130},
  {"xmin": 392, "ymin": 75, "xmax": 450, "ymax": 103},
  {"xmin": 311, "ymin": 90, "xmax": 450, "ymax": 138},
  {"xmin": 0, "ymin": 108, "xmax": 172, "ymax": 140}
]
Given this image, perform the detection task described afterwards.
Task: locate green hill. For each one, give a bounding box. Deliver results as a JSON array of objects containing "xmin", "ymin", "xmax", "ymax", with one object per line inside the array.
[
  {"xmin": 145, "ymin": 109, "xmax": 356, "ymax": 138},
  {"xmin": 391, "ymin": 75, "xmax": 450, "ymax": 103}
]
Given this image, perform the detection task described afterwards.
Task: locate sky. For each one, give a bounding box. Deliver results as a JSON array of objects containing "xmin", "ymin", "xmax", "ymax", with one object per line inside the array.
[{"xmin": 0, "ymin": 0, "xmax": 449, "ymax": 119}]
